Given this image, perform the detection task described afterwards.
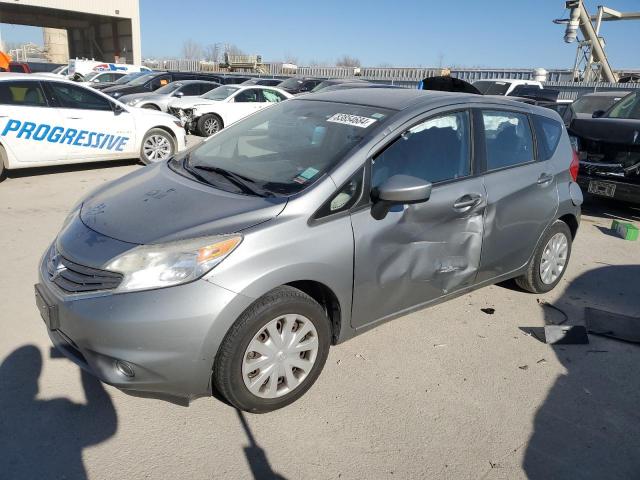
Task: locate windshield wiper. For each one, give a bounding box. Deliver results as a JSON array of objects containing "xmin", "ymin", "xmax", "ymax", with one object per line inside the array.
[{"xmin": 191, "ymin": 164, "xmax": 268, "ymax": 197}]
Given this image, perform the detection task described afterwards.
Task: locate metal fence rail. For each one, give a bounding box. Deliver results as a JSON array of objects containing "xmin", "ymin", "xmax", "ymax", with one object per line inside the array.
[{"xmin": 141, "ymin": 59, "xmax": 640, "ymax": 98}]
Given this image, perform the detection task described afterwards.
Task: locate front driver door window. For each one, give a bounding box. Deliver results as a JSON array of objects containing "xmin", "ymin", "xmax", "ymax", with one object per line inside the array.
[
  {"xmin": 45, "ymin": 82, "xmax": 136, "ymax": 160},
  {"xmin": 350, "ymin": 110, "xmax": 487, "ymax": 329},
  {"xmin": 227, "ymin": 89, "xmax": 262, "ymax": 125}
]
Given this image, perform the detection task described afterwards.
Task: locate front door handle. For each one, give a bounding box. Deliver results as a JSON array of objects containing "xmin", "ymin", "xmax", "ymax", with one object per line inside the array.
[
  {"xmin": 537, "ymin": 173, "xmax": 554, "ymax": 185},
  {"xmin": 66, "ymin": 117, "xmax": 83, "ymax": 120},
  {"xmin": 453, "ymin": 194, "xmax": 482, "ymax": 210}
]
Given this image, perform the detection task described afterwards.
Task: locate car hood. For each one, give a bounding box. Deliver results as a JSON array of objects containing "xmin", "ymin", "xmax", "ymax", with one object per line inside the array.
[
  {"xmin": 102, "ymin": 85, "xmax": 145, "ymax": 96},
  {"xmin": 570, "ymin": 118, "xmax": 640, "ymax": 147},
  {"xmin": 79, "ymin": 162, "xmax": 287, "ymax": 244},
  {"xmin": 169, "ymin": 97, "xmax": 221, "ymax": 109},
  {"xmin": 120, "ymin": 92, "xmax": 163, "ymax": 103}
]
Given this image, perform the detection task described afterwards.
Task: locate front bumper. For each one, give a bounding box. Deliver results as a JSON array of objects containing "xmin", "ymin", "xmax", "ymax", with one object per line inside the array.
[
  {"xmin": 577, "ymin": 174, "xmax": 640, "ymax": 205},
  {"xmin": 36, "ymin": 257, "xmax": 254, "ymax": 404}
]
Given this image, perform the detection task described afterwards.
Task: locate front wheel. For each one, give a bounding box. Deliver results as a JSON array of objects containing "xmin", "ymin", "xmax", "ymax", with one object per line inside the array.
[
  {"xmin": 515, "ymin": 220, "xmax": 572, "ymax": 293},
  {"xmin": 0, "ymin": 144, "xmax": 6, "ymax": 182},
  {"xmin": 213, "ymin": 286, "xmax": 331, "ymax": 413},
  {"xmin": 139, "ymin": 128, "xmax": 175, "ymax": 165},
  {"xmin": 141, "ymin": 103, "xmax": 161, "ymax": 110},
  {"xmin": 196, "ymin": 114, "xmax": 222, "ymax": 137}
]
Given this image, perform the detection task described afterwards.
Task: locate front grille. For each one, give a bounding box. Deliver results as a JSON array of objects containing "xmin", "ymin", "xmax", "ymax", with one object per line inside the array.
[{"xmin": 46, "ymin": 244, "xmax": 122, "ymax": 293}]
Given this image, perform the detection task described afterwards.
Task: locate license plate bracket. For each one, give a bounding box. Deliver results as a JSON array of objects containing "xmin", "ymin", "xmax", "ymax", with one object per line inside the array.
[
  {"xmin": 588, "ymin": 180, "xmax": 616, "ymax": 198},
  {"xmin": 34, "ymin": 284, "xmax": 59, "ymax": 330}
]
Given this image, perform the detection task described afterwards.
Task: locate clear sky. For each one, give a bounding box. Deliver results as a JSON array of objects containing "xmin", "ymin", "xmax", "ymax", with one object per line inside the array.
[{"xmin": 1, "ymin": 0, "xmax": 639, "ymax": 68}]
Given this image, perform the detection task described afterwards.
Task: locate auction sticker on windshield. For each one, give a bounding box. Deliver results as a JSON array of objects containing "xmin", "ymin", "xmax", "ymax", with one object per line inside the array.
[{"xmin": 327, "ymin": 113, "xmax": 377, "ymax": 128}]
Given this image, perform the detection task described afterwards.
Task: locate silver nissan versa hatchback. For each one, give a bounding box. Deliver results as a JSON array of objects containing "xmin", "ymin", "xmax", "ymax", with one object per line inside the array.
[{"xmin": 35, "ymin": 88, "xmax": 582, "ymax": 413}]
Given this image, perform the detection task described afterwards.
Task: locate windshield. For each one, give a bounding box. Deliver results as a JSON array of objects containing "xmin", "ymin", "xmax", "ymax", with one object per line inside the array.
[
  {"xmin": 84, "ymin": 71, "xmax": 100, "ymax": 81},
  {"xmin": 155, "ymin": 82, "xmax": 183, "ymax": 94},
  {"xmin": 114, "ymin": 72, "xmax": 145, "ymax": 85},
  {"xmin": 473, "ymin": 80, "xmax": 510, "ymax": 95},
  {"xmin": 278, "ymin": 78, "xmax": 304, "ymax": 90},
  {"xmin": 176, "ymin": 100, "xmax": 394, "ymax": 196},
  {"xmin": 605, "ymin": 92, "xmax": 640, "ymax": 120},
  {"xmin": 311, "ymin": 81, "xmax": 335, "ymax": 92},
  {"xmin": 202, "ymin": 85, "xmax": 239, "ymax": 100},
  {"xmin": 128, "ymin": 73, "xmax": 158, "ymax": 86},
  {"xmin": 572, "ymin": 95, "xmax": 624, "ymax": 114}
]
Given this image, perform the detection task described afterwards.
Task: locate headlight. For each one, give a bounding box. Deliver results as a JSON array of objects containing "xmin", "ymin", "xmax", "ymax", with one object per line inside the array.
[{"xmin": 104, "ymin": 235, "xmax": 242, "ymax": 292}]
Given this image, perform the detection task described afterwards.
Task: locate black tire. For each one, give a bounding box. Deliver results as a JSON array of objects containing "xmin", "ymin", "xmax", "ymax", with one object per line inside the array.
[
  {"xmin": 141, "ymin": 103, "xmax": 160, "ymax": 110},
  {"xmin": 213, "ymin": 286, "xmax": 331, "ymax": 413},
  {"xmin": 196, "ymin": 114, "xmax": 223, "ymax": 137},
  {"xmin": 515, "ymin": 220, "xmax": 572, "ymax": 293},
  {"xmin": 139, "ymin": 128, "xmax": 176, "ymax": 165},
  {"xmin": 0, "ymin": 144, "xmax": 7, "ymax": 182}
]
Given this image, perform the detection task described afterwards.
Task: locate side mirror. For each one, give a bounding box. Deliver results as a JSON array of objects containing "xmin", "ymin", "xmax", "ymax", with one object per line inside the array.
[
  {"xmin": 592, "ymin": 110, "xmax": 606, "ymax": 118},
  {"xmin": 174, "ymin": 91, "xmax": 184, "ymax": 97},
  {"xmin": 112, "ymin": 103, "xmax": 127, "ymax": 115},
  {"xmin": 371, "ymin": 174, "xmax": 432, "ymax": 220}
]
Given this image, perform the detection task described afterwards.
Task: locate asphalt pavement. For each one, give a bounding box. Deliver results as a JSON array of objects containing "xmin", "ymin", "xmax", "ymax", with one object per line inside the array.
[{"xmin": 1, "ymin": 147, "xmax": 639, "ymax": 480}]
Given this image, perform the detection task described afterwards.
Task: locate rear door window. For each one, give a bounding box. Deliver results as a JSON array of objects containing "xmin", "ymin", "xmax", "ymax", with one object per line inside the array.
[
  {"xmin": 482, "ymin": 110, "xmax": 534, "ymax": 170},
  {"xmin": 0, "ymin": 81, "xmax": 48, "ymax": 106},
  {"xmin": 532, "ymin": 115, "xmax": 563, "ymax": 161},
  {"xmin": 179, "ymin": 83, "xmax": 201, "ymax": 96}
]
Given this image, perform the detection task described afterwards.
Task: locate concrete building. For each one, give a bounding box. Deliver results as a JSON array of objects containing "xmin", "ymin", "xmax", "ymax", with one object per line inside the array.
[{"xmin": 0, "ymin": 0, "xmax": 141, "ymax": 64}]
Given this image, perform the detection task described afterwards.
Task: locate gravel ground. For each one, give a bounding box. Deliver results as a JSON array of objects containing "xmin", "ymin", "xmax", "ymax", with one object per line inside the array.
[{"xmin": 1, "ymin": 146, "xmax": 639, "ymax": 480}]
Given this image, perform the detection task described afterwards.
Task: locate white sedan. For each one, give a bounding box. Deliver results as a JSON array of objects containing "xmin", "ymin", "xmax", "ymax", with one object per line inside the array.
[
  {"xmin": 167, "ymin": 85, "xmax": 293, "ymax": 136},
  {"xmin": 0, "ymin": 73, "xmax": 187, "ymax": 180}
]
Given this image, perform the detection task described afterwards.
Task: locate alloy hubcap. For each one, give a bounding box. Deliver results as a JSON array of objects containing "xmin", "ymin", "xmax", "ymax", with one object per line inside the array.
[
  {"xmin": 540, "ymin": 232, "xmax": 568, "ymax": 285},
  {"xmin": 143, "ymin": 135, "xmax": 172, "ymax": 162},
  {"xmin": 204, "ymin": 118, "xmax": 219, "ymax": 135},
  {"xmin": 242, "ymin": 314, "xmax": 319, "ymax": 399}
]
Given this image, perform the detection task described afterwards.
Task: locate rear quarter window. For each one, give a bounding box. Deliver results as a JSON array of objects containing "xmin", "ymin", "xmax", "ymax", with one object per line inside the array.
[{"xmin": 532, "ymin": 115, "xmax": 563, "ymax": 161}]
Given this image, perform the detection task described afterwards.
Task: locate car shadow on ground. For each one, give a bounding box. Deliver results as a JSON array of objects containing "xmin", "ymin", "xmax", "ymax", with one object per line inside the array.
[
  {"xmin": 0, "ymin": 345, "xmax": 118, "ymax": 480},
  {"xmin": 581, "ymin": 195, "xmax": 640, "ymax": 223},
  {"xmin": 522, "ymin": 265, "xmax": 640, "ymax": 479},
  {"xmin": 3, "ymin": 159, "xmax": 140, "ymax": 181}
]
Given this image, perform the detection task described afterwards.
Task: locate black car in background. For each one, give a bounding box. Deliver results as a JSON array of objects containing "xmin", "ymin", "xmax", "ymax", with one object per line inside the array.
[
  {"xmin": 311, "ymin": 78, "xmax": 370, "ymax": 92},
  {"xmin": 240, "ymin": 78, "xmax": 285, "ymax": 86},
  {"xmin": 278, "ymin": 77, "xmax": 323, "ymax": 94},
  {"xmin": 570, "ymin": 91, "xmax": 640, "ymax": 205},
  {"xmin": 562, "ymin": 91, "xmax": 630, "ymax": 125},
  {"xmin": 102, "ymin": 71, "xmax": 225, "ymax": 99},
  {"xmin": 91, "ymin": 71, "xmax": 149, "ymax": 91}
]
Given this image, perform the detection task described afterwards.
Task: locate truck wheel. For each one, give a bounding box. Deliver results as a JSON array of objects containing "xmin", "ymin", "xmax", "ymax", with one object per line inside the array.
[
  {"xmin": 139, "ymin": 128, "xmax": 175, "ymax": 165},
  {"xmin": 213, "ymin": 286, "xmax": 331, "ymax": 413},
  {"xmin": 197, "ymin": 114, "xmax": 222, "ymax": 137},
  {"xmin": 515, "ymin": 220, "xmax": 572, "ymax": 293}
]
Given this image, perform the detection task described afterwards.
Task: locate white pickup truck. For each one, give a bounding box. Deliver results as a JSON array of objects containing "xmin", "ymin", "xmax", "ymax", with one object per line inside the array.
[{"xmin": 472, "ymin": 79, "xmax": 543, "ymax": 96}]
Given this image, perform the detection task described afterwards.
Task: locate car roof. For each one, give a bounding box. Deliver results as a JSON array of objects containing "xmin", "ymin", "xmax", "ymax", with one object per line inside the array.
[
  {"xmin": 0, "ymin": 72, "xmax": 75, "ymax": 83},
  {"xmin": 579, "ymin": 91, "xmax": 631, "ymax": 97},
  {"xmin": 299, "ymin": 87, "xmax": 475, "ymax": 110}
]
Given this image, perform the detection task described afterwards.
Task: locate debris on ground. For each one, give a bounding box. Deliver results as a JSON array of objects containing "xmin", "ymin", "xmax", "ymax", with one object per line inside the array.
[
  {"xmin": 481, "ymin": 308, "xmax": 495, "ymax": 315},
  {"xmin": 433, "ymin": 343, "xmax": 447, "ymax": 348},
  {"xmin": 544, "ymin": 325, "xmax": 589, "ymax": 344},
  {"xmin": 536, "ymin": 358, "xmax": 547, "ymax": 364},
  {"xmin": 586, "ymin": 307, "xmax": 640, "ymax": 343},
  {"xmin": 611, "ymin": 219, "xmax": 639, "ymax": 241},
  {"xmin": 355, "ymin": 353, "xmax": 367, "ymax": 361},
  {"xmin": 518, "ymin": 365, "xmax": 529, "ymax": 370}
]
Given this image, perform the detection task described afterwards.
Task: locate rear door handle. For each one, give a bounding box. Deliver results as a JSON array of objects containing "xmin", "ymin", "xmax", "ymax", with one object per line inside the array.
[
  {"xmin": 537, "ymin": 173, "xmax": 554, "ymax": 185},
  {"xmin": 453, "ymin": 194, "xmax": 482, "ymax": 210},
  {"xmin": 66, "ymin": 117, "xmax": 83, "ymax": 120}
]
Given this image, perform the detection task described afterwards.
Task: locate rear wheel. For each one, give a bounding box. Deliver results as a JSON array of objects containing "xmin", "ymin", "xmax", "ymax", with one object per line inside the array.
[
  {"xmin": 213, "ymin": 286, "xmax": 331, "ymax": 413},
  {"xmin": 515, "ymin": 220, "xmax": 572, "ymax": 293},
  {"xmin": 196, "ymin": 114, "xmax": 222, "ymax": 137},
  {"xmin": 139, "ymin": 128, "xmax": 175, "ymax": 165}
]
